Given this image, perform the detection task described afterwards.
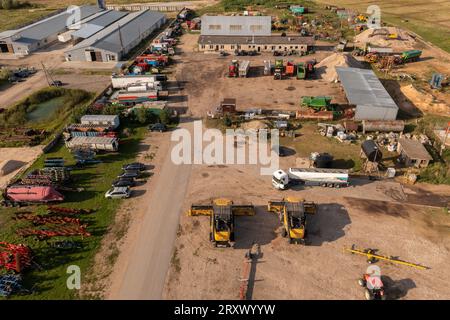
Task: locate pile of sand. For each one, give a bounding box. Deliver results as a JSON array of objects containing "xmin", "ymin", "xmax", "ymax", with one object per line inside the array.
[
  {"xmin": 400, "ymin": 84, "xmax": 450, "ymax": 114},
  {"xmin": 316, "ymin": 53, "xmax": 363, "ymax": 82},
  {"xmin": 354, "ymin": 27, "xmax": 416, "ymax": 50},
  {"xmin": 241, "ymin": 120, "xmax": 268, "ymax": 131}
]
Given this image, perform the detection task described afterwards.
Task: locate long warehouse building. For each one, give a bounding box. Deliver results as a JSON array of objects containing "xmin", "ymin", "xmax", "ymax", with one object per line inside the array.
[
  {"xmin": 65, "ymin": 10, "xmax": 166, "ymax": 62},
  {"xmin": 336, "ymin": 66, "xmax": 399, "ymax": 121},
  {"xmin": 198, "ymin": 15, "xmax": 314, "ymax": 53},
  {"xmin": 0, "ymin": 5, "xmax": 101, "ymax": 55}
]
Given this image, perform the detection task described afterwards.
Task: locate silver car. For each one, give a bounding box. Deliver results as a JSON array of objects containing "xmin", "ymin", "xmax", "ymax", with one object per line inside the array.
[{"xmin": 105, "ymin": 186, "xmax": 131, "ymax": 199}]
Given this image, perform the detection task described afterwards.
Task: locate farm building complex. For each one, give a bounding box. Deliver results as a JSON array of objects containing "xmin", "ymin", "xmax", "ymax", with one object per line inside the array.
[
  {"xmin": 336, "ymin": 67, "xmax": 399, "ymax": 121},
  {"xmin": 0, "ymin": 5, "xmax": 101, "ymax": 56},
  {"xmin": 198, "ymin": 15, "xmax": 314, "ymax": 53},
  {"xmin": 199, "ymin": 35, "xmax": 314, "ymax": 53},
  {"xmin": 65, "ymin": 10, "xmax": 166, "ymax": 62}
]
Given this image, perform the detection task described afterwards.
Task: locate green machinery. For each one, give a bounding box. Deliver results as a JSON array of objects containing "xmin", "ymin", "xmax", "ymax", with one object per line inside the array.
[
  {"xmin": 400, "ymin": 50, "xmax": 422, "ymax": 63},
  {"xmin": 301, "ymin": 96, "xmax": 332, "ymax": 111},
  {"xmin": 274, "ymin": 59, "xmax": 284, "ymax": 80},
  {"xmin": 296, "ymin": 63, "xmax": 306, "ymax": 79}
]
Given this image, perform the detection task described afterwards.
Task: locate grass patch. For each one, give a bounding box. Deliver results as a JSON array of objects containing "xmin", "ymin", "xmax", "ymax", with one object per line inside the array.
[
  {"xmin": 0, "ymin": 123, "xmax": 148, "ymax": 299},
  {"xmin": 0, "ymin": 8, "xmax": 55, "ymax": 31}
]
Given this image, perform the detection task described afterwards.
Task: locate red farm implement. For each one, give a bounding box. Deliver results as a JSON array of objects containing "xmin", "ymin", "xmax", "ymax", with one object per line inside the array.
[
  {"xmin": 16, "ymin": 225, "xmax": 91, "ymax": 239},
  {"xmin": 0, "ymin": 242, "xmax": 33, "ymax": 273},
  {"xmin": 14, "ymin": 213, "xmax": 81, "ymax": 226},
  {"xmin": 47, "ymin": 206, "xmax": 93, "ymax": 215}
]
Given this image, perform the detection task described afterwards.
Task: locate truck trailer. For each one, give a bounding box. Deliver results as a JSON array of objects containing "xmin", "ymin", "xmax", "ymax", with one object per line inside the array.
[
  {"xmin": 272, "ymin": 168, "xmax": 349, "ymax": 189},
  {"xmin": 238, "ymin": 60, "xmax": 250, "ymax": 77},
  {"xmin": 111, "ymin": 74, "xmax": 166, "ymax": 89},
  {"xmin": 117, "ymin": 90, "xmax": 159, "ymax": 104}
]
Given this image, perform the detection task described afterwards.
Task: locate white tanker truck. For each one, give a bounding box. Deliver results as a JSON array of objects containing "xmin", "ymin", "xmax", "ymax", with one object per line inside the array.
[{"xmin": 272, "ymin": 168, "xmax": 349, "ymax": 190}]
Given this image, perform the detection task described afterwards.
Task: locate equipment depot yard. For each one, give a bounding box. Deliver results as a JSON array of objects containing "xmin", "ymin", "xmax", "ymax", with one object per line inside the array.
[{"xmin": 0, "ymin": 0, "xmax": 450, "ymax": 303}]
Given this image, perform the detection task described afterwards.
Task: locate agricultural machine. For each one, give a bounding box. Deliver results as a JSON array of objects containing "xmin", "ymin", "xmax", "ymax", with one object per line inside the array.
[
  {"xmin": 0, "ymin": 242, "xmax": 32, "ymax": 273},
  {"xmin": 228, "ymin": 60, "xmax": 239, "ymax": 78}
]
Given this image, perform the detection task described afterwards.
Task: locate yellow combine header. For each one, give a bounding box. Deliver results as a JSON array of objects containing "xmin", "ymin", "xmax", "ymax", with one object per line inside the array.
[{"xmin": 188, "ymin": 198, "xmax": 255, "ymax": 247}]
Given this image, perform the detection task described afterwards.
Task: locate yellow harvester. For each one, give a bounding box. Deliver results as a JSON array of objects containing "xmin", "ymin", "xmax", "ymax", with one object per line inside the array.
[
  {"xmin": 268, "ymin": 197, "xmax": 317, "ymax": 244},
  {"xmin": 188, "ymin": 198, "xmax": 255, "ymax": 247}
]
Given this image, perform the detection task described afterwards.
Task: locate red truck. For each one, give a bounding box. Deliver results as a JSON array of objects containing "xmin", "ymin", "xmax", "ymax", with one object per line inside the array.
[{"xmin": 2, "ymin": 185, "xmax": 64, "ymax": 206}]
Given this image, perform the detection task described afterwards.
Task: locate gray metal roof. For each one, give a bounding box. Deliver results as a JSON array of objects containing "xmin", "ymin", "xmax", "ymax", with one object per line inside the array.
[
  {"xmin": 72, "ymin": 9, "xmax": 128, "ymax": 39},
  {"xmin": 201, "ymin": 15, "xmax": 271, "ymax": 36},
  {"xmin": 81, "ymin": 115, "xmax": 119, "ymax": 122},
  {"xmin": 5, "ymin": 6, "xmax": 101, "ymax": 43},
  {"xmin": 66, "ymin": 10, "xmax": 165, "ymax": 54},
  {"xmin": 336, "ymin": 67, "xmax": 398, "ymax": 110},
  {"xmin": 398, "ymin": 138, "xmax": 432, "ymax": 160}
]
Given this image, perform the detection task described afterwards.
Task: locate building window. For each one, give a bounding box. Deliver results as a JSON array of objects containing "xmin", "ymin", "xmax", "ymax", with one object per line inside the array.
[
  {"xmin": 279, "ymin": 46, "xmax": 282, "ymax": 49},
  {"xmin": 271, "ymin": 46, "xmax": 275, "ymax": 50},
  {"xmin": 201, "ymin": 45, "xmax": 205, "ymax": 49},
  {"xmin": 229, "ymin": 25, "xmax": 242, "ymax": 31},
  {"xmin": 249, "ymin": 25, "xmax": 263, "ymax": 32},
  {"xmin": 295, "ymin": 46, "xmax": 298, "ymax": 49},
  {"xmin": 264, "ymin": 46, "xmax": 267, "ymax": 50},
  {"xmin": 231, "ymin": 45, "xmax": 235, "ymax": 49},
  {"xmin": 220, "ymin": 45, "xmax": 224, "ymax": 49},
  {"xmin": 209, "ymin": 45, "xmax": 214, "ymax": 49},
  {"xmin": 208, "ymin": 25, "xmax": 221, "ymax": 30}
]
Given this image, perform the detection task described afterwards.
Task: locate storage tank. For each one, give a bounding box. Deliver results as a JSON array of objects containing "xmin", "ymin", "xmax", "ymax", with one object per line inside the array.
[
  {"xmin": 361, "ymin": 140, "xmax": 382, "ymax": 162},
  {"xmin": 362, "ymin": 120, "xmax": 405, "ymax": 133}
]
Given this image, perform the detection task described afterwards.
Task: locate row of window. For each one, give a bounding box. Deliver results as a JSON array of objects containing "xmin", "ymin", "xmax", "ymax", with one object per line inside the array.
[
  {"xmin": 200, "ymin": 44, "xmax": 303, "ymax": 50},
  {"xmin": 207, "ymin": 24, "xmax": 264, "ymax": 32}
]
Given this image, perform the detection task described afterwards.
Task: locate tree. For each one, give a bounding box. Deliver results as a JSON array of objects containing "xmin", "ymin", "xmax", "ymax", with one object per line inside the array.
[
  {"xmin": 158, "ymin": 109, "xmax": 171, "ymax": 125},
  {"xmin": 223, "ymin": 114, "xmax": 232, "ymax": 127},
  {"xmin": 136, "ymin": 108, "xmax": 148, "ymax": 124},
  {"xmin": 1, "ymin": 0, "xmax": 13, "ymax": 9}
]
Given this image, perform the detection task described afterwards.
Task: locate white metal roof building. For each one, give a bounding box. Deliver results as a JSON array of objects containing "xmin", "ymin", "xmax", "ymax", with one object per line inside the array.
[
  {"xmin": 80, "ymin": 115, "xmax": 120, "ymax": 129},
  {"xmin": 201, "ymin": 15, "xmax": 271, "ymax": 36},
  {"xmin": 65, "ymin": 10, "xmax": 166, "ymax": 62},
  {"xmin": 336, "ymin": 67, "xmax": 399, "ymax": 121},
  {"xmin": 0, "ymin": 5, "xmax": 102, "ymax": 55}
]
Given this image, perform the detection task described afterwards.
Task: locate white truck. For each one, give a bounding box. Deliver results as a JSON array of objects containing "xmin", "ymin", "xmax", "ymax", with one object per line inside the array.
[
  {"xmin": 272, "ymin": 168, "xmax": 349, "ymax": 190},
  {"xmin": 264, "ymin": 60, "xmax": 272, "ymax": 75},
  {"xmin": 111, "ymin": 74, "xmax": 166, "ymax": 89},
  {"xmin": 239, "ymin": 60, "xmax": 250, "ymax": 77}
]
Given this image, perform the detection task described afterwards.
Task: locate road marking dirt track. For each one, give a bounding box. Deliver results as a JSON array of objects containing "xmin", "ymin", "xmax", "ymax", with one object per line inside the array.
[{"xmin": 110, "ymin": 122, "xmax": 193, "ymax": 300}]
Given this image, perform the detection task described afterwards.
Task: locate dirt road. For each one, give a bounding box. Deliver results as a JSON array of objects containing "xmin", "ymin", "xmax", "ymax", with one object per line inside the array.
[{"xmin": 108, "ymin": 122, "xmax": 193, "ymax": 299}]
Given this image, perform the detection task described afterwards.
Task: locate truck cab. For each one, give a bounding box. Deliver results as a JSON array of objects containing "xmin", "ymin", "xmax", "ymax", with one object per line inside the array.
[{"xmin": 272, "ymin": 169, "xmax": 289, "ymax": 190}]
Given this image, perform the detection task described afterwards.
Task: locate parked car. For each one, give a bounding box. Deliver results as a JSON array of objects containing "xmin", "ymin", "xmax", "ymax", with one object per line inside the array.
[
  {"xmin": 122, "ymin": 162, "xmax": 146, "ymax": 171},
  {"xmin": 105, "ymin": 186, "xmax": 131, "ymax": 199},
  {"xmin": 117, "ymin": 171, "xmax": 139, "ymax": 179},
  {"xmin": 51, "ymin": 80, "xmax": 63, "ymax": 87},
  {"xmin": 149, "ymin": 123, "xmax": 167, "ymax": 132},
  {"xmin": 112, "ymin": 179, "xmax": 135, "ymax": 188}
]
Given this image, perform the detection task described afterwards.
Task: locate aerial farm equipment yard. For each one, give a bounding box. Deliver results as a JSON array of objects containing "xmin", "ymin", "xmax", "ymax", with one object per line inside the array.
[{"xmin": 0, "ymin": 1, "xmax": 450, "ymax": 302}]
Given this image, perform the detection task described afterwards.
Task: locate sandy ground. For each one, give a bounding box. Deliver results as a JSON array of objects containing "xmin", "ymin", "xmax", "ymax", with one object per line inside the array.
[
  {"xmin": 0, "ymin": 42, "xmax": 113, "ymax": 108},
  {"xmin": 163, "ymin": 158, "xmax": 450, "ymax": 300},
  {"xmin": 0, "ymin": 146, "xmax": 43, "ymax": 188},
  {"xmin": 175, "ymin": 34, "xmax": 347, "ymax": 117}
]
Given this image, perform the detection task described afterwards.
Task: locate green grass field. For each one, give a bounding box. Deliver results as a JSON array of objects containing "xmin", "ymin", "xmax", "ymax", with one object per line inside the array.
[
  {"xmin": 315, "ymin": 0, "xmax": 450, "ymax": 53},
  {"xmin": 0, "ymin": 124, "xmax": 147, "ymax": 299}
]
